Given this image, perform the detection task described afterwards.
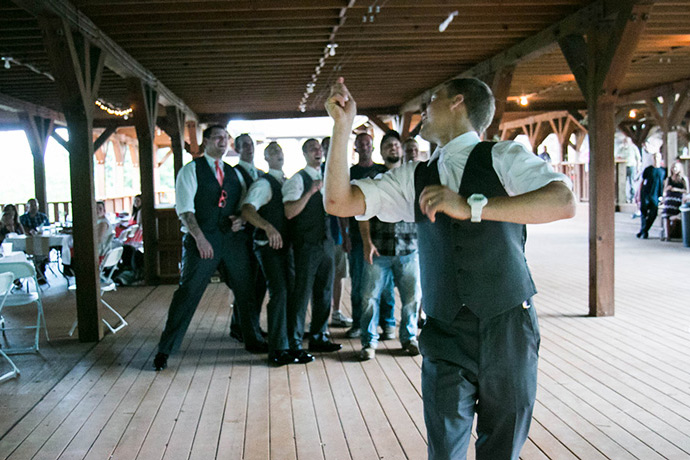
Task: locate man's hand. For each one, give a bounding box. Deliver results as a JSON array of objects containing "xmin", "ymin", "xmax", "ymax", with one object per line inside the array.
[
  {"xmin": 310, "ymin": 180, "xmax": 323, "ymax": 195},
  {"xmin": 230, "ymin": 215, "xmax": 245, "ymax": 232},
  {"xmin": 265, "ymin": 224, "xmax": 283, "ymax": 249},
  {"xmin": 419, "ymin": 185, "xmax": 469, "ymax": 223},
  {"xmin": 195, "ymin": 234, "xmax": 214, "ymax": 259},
  {"xmin": 363, "ymin": 239, "xmax": 379, "ymax": 264},
  {"xmin": 325, "ymin": 77, "xmax": 357, "ymax": 126}
]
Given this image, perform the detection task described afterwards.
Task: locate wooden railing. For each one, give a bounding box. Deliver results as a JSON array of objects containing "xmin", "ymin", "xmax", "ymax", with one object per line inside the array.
[{"xmin": 2, "ymin": 191, "xmax": 174, "ymax": 223}]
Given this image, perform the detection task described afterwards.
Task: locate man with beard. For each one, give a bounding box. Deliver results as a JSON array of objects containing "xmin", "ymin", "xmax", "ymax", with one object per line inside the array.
[
  {"xmin": 357, "ymin": 131, "xmax": 421, "ymax": 360},
  {"xmin": 282, "ymin": 139, "xmax": 341, "ymax": 355},
  {"xmin": 154, "ymin": 125, "xmax": 266, "ymax": 371},
  {"xmin": 323, "ymin": 78, "xmax": 575, "ymax": 459}
]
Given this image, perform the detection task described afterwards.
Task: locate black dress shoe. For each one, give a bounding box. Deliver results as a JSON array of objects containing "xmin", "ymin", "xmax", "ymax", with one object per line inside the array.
[
  {"xmin": 153, "ymin": 352, "xmax": 168, "ymax": 371},
  {"xmin": 245, "ymin": 341, "xmax": 269, "ymax": 354},
  {"xmin": 308, "ymin": 340, "xmax": 342, "ymax": 353},
  {"xmin": 288, "ymin": 349, "xmax": 315, "ymax": 363},
  {"xmin": 230, "ymin": 328, "xmax": 244, "ymax": 343},
  {"xmin": 269, "ymin": 350, "xmax": 298, "ymax": 366}
]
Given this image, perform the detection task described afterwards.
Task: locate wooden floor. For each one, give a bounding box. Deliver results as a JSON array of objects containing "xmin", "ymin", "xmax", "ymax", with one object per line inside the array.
[{"xmin": 1, "ymin": 204, "xmax": 690, "ymax": 459}]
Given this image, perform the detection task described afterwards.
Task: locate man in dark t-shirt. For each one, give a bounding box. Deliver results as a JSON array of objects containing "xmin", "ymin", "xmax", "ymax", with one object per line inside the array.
[{"xmin": 637, "ymin": 152, "xmax": 666, "ymax": 239}]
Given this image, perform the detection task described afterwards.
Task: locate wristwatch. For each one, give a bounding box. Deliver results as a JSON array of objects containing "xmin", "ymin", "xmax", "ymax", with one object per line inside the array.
[{"xmin": 467, "ymin": 194, "xmax": 488, "ymax": 223}]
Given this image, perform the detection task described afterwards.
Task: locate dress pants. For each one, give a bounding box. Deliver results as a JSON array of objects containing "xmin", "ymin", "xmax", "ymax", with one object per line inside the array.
[
  {"xmin": 289, "ymin": 239, "xmax": 334, "ymax": 349},
  {"xmin": 640, "ymin": 198, "xmax": 659, "ymax": 235},
  {"xmin": 420, "ymin": 303, "xmax": 540, "ymax": 460},
  {"xmin": 255, "ymin": 244, "xmax": 292, "ymax": 352},
  {"xmin": 230, "ymin": 246, "xmax": 266, "ymax": 337},
  {"xmin": 157, "ymin": 231, "xmax": 262, "ymax": 355},
  {"xmin": 349, "ymin": 235, "xmax": 396, "ymax": 329}
]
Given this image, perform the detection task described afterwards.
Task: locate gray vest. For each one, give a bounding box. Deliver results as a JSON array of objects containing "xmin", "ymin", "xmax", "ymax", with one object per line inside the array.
[
  {"xmin": 413, "ymin": 141, "xmax": 536, "ymax": 322},
  {"xmin": 288, "ymin": 170, "xmax": 330, "ymax": 245}
]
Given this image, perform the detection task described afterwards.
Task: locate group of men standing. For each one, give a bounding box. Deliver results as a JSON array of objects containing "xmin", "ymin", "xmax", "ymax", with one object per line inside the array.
[{"xmin": 153, "ymin": 124, "xmax": 427, "ymax": 370}]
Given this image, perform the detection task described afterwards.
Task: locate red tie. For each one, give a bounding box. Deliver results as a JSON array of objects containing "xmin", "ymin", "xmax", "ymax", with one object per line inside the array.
[{"xmin": 215, "ymin": 160, "xmax": 224, "ymax": 186}]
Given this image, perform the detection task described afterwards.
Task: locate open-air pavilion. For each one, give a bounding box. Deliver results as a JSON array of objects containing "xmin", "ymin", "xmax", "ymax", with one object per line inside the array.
[{"xmin": 1, "ymin": 0, "xmax": 690, "ymax": 458}]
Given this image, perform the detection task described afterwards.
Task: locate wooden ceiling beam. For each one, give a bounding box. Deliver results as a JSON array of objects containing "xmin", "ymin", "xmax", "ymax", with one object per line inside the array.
[
  {"xmin": 10, "ymin": 0, "xmax": 197, "ymax": 122},
  {"xmin": 400, "ymin": 0, "xmax": 608, "ymax": 114},
  {"xmin": 0, "ymin": 91, "xmax": 65, "ymax": 124}
]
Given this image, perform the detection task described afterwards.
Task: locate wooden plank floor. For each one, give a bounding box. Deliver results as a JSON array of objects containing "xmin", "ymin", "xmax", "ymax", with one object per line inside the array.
[{"xmin": 1, "ymin": 203, "xmax": 690, "ymax": 459}]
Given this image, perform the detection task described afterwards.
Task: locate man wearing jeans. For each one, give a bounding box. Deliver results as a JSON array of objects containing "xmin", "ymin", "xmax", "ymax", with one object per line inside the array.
[{"xmin": 358, "ymin": 131, "xmax": 421, "ymax": 360}]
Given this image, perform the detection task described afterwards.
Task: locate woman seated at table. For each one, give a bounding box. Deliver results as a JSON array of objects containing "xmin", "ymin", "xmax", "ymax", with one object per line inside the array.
[{"xmin": 0, "ymin": 205, "xmax": 25, "ymax": 243}]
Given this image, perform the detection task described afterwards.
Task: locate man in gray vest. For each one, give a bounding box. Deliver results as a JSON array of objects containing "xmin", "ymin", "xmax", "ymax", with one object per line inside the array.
[
  {"xmin": 283, "ymin": 139, "xmax": 341, "ymax": 354},
  {"xmin": 323, "ymin": 78, "xmax": 576, "ymax": 460},
  {"xmin": 241, "ymin": 142, "xmax": 313, "ymax": 366},
  {"xmin": 230, "ymin": 133, "xmax": 267, "ymax": 343},
  {"xmin": 153, "ymin": 125, "xmax": 266, "ymax": 371}
]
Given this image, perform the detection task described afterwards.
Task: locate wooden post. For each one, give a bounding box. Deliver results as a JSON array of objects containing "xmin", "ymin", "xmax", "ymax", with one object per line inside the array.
[
  {"xmin": 127, "ymin": 78, "xmax": 159, "ymax": 285},
  {"xmin": 484, "ymin": 65, "xmax": 515, "ymax": 140},
  {"xmin": 161, "ymin": 106, "xmax": 185, "ymax": 178},
  {"xmin": 39, "ymin": 15, "xmax": 104, "ymax": 341},
  {"xmin": 559, "ymin": 0, "xmax": 652, "ymax": 317},
  {"xmin": 18, "ymin": 113, "xmax": 53, "ymax": 214}
]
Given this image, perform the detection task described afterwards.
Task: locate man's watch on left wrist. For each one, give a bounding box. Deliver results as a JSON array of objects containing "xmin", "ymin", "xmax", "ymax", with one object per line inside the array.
[{"xmin": 467, "ymin": 194, "xmax": 488, "ymax": 223}]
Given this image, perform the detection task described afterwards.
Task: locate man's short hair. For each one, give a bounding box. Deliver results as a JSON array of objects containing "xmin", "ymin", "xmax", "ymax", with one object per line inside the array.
[
  {"xmin": 202, "ymin": 124, "xmax": 227, "ymax": 140},
  {"xmin": 264, "ymin": 141, "xmax": 281, "ymax": 156},
  {"xmin": 302, "ymin": 138, "xmax": 319, "ymax": 153},
  {"xmin": 235, "ymin": 133, "xmax": 252, "ymax": 148},
  {"xmin": 381, "ymin": 130, "xmax": 401, "ymax": 148},
  {"xmin": 444, "ymin": 78, "xmax": 495, "ymax": 133}
]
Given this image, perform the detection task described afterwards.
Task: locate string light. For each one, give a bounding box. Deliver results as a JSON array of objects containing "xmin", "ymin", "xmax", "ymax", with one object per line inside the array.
[
  {"xmin": 629, "ymin": 109, "xmax": 637, "ymax": 119},
  {"xmin": 1, "ymin": 56, "xmax": 54, "ymax": 81},
  {"xmin": 518, "ymin": 95, "xmax": 529, "ymax": 107},
  {"xmin": 95, "ymin": 99, "xmax": 133, "ymax": 118}
]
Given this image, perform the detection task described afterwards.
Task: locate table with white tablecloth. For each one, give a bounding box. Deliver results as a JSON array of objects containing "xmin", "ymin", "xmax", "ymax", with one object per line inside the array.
[{"xmin": 2, "ymin": 234, "xmax": 72, "ymax": 264}]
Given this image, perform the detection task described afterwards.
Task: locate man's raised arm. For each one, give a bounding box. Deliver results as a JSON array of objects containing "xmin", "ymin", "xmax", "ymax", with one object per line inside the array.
[{"xmin": 324, "ymin": 78, "xmax": 366, "ymax": 218}]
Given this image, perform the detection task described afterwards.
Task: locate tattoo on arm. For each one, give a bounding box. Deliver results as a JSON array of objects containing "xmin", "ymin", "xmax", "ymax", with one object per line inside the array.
[{"xmin": 179, "ymin": 212, "xmax": 204, "ymax": 240}]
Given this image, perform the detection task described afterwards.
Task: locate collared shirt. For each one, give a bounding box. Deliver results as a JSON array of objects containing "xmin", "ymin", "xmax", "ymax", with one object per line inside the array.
[
  {"xmin": 282, "ymin": 165, "xmax": 322, "ymax": 203},
  {"xmin": 353, "ymin": 132, "xmax": 571, "ymax": 222},
  {"xmin": 236, "ymin": 160, "xmax": 261, "ymax": 193},
  {"xmin": 174, "ymin": 154, "xmax": 244, "ymax": 232},
  {"xmin": 241, "ymin": 169, "xmax": 285, "ymax": 211},
  {"xmin": 20, "ymin": 211, "xmax": 49, "ymax": 231}
]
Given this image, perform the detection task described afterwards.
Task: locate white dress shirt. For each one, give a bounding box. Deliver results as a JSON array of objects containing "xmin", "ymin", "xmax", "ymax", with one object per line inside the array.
[
  {"xmin": 353, "ymin": 132, "xmax": 572, "ymax": 223},
  {"xmin": 174, "ymin": 154, "xmax": 244, "ymax": 232},
  {"xmin": 241, "ymin": 169, "xmax": 286, "ymax": 211},
  {"xmin": 282, "ymin": 166, "xmax": 322, "ymax": 203}
]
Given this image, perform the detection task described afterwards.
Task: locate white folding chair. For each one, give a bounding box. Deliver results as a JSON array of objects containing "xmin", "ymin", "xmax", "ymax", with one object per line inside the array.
[
  {"xmin": 69, "ymin": 246, "xmax": 128, "ymax": 335},
  {"xmin": 0, "ymin": 273, "xmax": 21, "ymax": 382},
  {"xmin": 0, "ymin": 263, "xmax": 48, "ymax": 354}
]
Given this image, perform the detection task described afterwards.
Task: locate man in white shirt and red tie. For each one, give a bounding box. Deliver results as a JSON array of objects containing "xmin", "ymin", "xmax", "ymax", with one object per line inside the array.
[{"xmin": 153, "ymin": 125, "xmax": 266, "ymax": 371}]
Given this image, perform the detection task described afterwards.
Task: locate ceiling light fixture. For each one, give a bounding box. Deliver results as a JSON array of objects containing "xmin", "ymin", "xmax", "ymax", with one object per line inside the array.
[
  {"xmin": 629, "ymin": 109, "xmax": 637, "ymax": 118},
  {"xmin": 518, "ymin": 95, "xmax": 529, "ymax": 107}
]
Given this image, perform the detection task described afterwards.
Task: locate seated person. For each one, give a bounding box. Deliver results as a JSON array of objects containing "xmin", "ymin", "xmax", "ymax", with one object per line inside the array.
[
  {"xmin": 96, "ymin": 201, "xmax": 115, "ymax": 258},
  {"xmin": 1, "ymin": 204, "xmax": 25, "ymax": 242},
  {"xmin": 20, "ymin": 198, "xmax": 50, "ymax": 235}
]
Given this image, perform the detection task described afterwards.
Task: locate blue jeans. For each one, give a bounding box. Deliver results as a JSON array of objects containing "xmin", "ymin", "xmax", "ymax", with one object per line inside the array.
[
  {"xmin": 349, "ymin": 236, "xmax": 395, "ymax": 328},
  {"xmin": 360, "ymin": 252, "xmax": 420, "ymax": 348}
]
